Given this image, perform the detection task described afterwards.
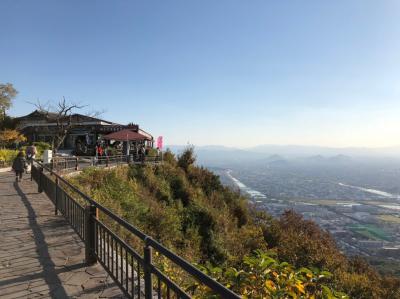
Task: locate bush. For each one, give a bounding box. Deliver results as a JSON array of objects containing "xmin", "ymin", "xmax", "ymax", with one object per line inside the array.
[
  {"xmin": 264, "ymin": 210, "xmax": 347, "ymax": 272},
  {"xmin": 196, "ymin": 250, "xmax": 348, "ymax": 298},
  {"xmin": 68, "ymin": 151, "xmax": 400, "ymax": 298},
  {"xmin": 0, "ymin": 149, "xmax": 18, "ymax": 166},
  {"xmin": 177, "ymin": 146, "xmax": 196, "ymax": 172},
  {"xmin": 0, "ymin": 129, "xmax": 26, "ymax": 147},
  {"xmin": 33, "ymin": 142, "xmax": 51, "ymax": 158}
]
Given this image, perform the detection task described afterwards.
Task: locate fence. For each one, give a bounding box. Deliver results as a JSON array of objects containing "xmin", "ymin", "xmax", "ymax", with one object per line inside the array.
[
  {"xmin": 31, "ymin": 160, "xmax": 240, "ymax": 299},
  {"xmin": 50, "ymin": 154, "xmax": 162, "ymax": 173}
]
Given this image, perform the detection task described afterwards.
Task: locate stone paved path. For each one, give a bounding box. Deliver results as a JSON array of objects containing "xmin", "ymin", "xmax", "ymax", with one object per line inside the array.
[{"xmin": 0, "ymin": 171, "xmax": 125, "ymax": 298}]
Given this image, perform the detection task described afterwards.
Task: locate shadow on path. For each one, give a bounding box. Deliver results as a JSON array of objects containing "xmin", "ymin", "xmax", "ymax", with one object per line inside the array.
[{"xmin": 13, "ymin": 181, "xmax": 69, "ymax": 299}]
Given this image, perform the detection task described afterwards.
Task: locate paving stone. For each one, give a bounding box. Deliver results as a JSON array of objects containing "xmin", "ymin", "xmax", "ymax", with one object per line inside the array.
[{"xmin": 0, "ymin": 172, "xmax": 125, "ymax": 298}]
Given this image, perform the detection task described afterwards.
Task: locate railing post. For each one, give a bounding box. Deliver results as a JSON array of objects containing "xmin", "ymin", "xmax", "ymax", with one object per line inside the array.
[
  {"xmin": 106, "ymin": 156, "xmax": 109, "ymax": 167},
  {"xmin": 38, "ymin": 167, "xmax": 43, "ymax": 193},
  {"xmin": 75, "ymin": 157, "xmax": 79, "ymax": 171},
  {"xmin": 144, "ymin": 238, "xmax": 153, "ymax": 299},
  {"xmin": 85, "ymin": 205, "xmax": 97, "ymax": 265},
  {"xmin": 55, "ymin": 177, "xmax": 59, "ymax": 215}
]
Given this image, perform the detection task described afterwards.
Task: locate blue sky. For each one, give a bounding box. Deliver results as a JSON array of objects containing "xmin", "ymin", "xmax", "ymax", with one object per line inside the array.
[{"xmin": 1, "ymin": 1, "xmax": 400, "ymax": 147}]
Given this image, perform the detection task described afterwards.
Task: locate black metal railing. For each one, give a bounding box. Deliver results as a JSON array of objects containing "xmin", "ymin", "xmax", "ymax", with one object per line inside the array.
[
  {"xmin": 49, "ymin": 154, "xmax": 162, "ymax": 173},
  {"xmin": 32, "ymin": 163, "xmax": 86, "ymax": 240},
  {"xmin": 31, "ymin": 160, "xmax": 240, "ymax": 299}
]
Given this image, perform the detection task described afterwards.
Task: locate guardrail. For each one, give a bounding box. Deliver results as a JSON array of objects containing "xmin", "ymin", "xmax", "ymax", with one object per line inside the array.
[
  {"xmin": 31, "ymin": 160, "xmax": 241, "ymax": 299},
  {"xmin": 50, "ymin": 154, "xmax": 162, "ymax": 173}
]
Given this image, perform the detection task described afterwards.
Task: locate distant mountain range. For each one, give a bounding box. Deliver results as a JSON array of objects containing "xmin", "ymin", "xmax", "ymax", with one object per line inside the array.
[{"xmin": 166, "ymin": 144, "xmax": 400, "ymax": 167}]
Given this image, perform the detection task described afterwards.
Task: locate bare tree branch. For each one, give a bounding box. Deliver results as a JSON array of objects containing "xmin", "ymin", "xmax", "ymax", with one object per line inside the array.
[
  {"xmin": 85, "ymin": 108, "xmax": 106, "ymax": 118},
  {"xmin": 29, "ymin": 97, "xmax": 90, "ymax": 151}
]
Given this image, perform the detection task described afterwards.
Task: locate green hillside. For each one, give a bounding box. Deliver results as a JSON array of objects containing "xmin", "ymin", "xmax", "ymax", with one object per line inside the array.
[{"xmin": 69, "ymin": 148, "xmax": 400, "ymax": 298}]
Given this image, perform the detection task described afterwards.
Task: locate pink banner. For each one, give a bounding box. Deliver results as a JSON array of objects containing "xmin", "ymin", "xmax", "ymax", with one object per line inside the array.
[{"xmin": 157, "ymin": 136, "xmax": 163, "ymax": 150}]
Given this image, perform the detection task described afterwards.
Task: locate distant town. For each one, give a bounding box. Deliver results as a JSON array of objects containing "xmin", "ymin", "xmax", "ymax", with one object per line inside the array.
[{"xmin": 209, "ymin": 155, "xmax": 400, "ymax": 276}]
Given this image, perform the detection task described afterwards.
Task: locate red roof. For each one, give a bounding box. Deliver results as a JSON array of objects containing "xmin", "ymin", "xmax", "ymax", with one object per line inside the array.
[{"xmin": 102, "ymin": 129, "xmax": 151, "ymax": 141}]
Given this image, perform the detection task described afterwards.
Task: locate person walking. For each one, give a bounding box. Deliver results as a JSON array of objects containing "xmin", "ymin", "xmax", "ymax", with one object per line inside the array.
[{"xmin": 12, "ymin": 151, "xmax": 27, "ymax": 182}]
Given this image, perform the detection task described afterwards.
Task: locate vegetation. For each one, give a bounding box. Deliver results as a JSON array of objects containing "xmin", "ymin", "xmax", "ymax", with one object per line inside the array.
[
  {"xmin": 69, "ymin": 148, "xmax": 400, "ymax": 298},
  {"xmin": 0, "ymin": 129, "xmax": 26, "ymax": 148},
  {"xmin": 0, "ymin": 142, "xmax": 52, "ymax": 167},
  {"xmin": 0, "ymin": 83, "xmax": 17, "ymax": 120},
  {"xmin": 0, "ymin": 82, "xmax": 23, "ymax": 152},
  {"xmin": 31, "ymin": 98, "xmax": 103, "ymax": 151},
  {"xmin": 378, "ymin": 214, "xmax": 400, "ymax": 224},
  {"xmin": 348, "ymin": 224, "xmax": 391, "ymax": 241},
  {"xmin": 0, "ymin": 149, "xmax": 18, "ymax": 166}
]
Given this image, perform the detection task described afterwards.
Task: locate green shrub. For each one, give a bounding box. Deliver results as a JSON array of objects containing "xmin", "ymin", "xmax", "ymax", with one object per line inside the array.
[
  {"xmin": 33, "ymin": 142, "xmax": 51, "ymax": 158},
  {"xmin": 177, "ymin": 146, "xmax": 196, "ymax": 172},
  {"xmin": 0, "ymin": 149, "xmax": 18, "ymax": 165},
  {"xmin": 196, "ymin": 250, "xmax": 349, "ymax": 299}
]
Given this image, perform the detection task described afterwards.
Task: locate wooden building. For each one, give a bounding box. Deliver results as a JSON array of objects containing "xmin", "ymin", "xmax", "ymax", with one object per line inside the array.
[{"xmin": 16, "ymin": 110, "xmax": 153, "ymax": 155}]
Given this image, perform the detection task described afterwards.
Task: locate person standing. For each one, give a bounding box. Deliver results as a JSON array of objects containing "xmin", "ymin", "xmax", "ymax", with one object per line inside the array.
[
  {"xmin": 140, "ymin": 145, "xmax": 145, "ymax": 163},
  {"xmin": 12, "ymin": 151, "xmax": 27, "ymax": 182},
  {"xmin": 97, "ymin": 144, "xmax": 104, "ymax": 164},
  {"xmin": 25, "ymin": 143, "xmax": 37, "ymax": 173}
]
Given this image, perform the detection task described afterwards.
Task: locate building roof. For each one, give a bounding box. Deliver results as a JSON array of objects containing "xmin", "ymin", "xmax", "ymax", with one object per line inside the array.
[
  {"xmin": 16, "ymin": 110, "xmax": 120, "ymax": 125},
  {"xmin": 102, "ymin": 129, "xmax": 152, "ymax": 141}
]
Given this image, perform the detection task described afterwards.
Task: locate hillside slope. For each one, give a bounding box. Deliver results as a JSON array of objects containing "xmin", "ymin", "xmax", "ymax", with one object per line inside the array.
[{"xmin": 69, "ymin": 149, "xmax": 400, "ymax": 298}]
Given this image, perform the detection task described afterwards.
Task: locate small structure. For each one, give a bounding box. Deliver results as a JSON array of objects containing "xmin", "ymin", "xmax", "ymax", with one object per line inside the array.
[
  {"xmin": 15, "ymin": 110, "xmax": 153, "ymax": 155},
  {"xmin": 103, "ymin": 128, "xmax": 153, "ymax": 157}
]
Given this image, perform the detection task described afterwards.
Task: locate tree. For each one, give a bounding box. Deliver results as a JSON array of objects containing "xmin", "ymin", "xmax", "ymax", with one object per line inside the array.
[
  {"xmin": 264, "ymin": 210, "xmax": 347, "ymax": 271},
  {"xmin": 0, "ymin": 83, "xmax": 17, "ymax": 120},
  {"xmin": 177, "ymin": 146, "xmax": 196, "ymax": 172},
  {"xmin": 32, "ymin": 98, "xmax": 102, "ymax": 151},
  {"xmin": 0, "ymin": 129, "xmax": 26, "ymax": 148},
  {"xmin": 33, "ymin": 98, "xmax": 84, "ymax": 151}
]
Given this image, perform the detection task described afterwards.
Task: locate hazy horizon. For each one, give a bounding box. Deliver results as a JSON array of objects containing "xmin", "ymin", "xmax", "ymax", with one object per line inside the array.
[
  {"xmin": 166, "ymin": 143, "xmax": 400, "ymax": 161},
  {"xmin": 2, "ymin": 1, "xmax": 400, "ymax": 148},
  {"xmin": 166, "ymin": 143, "xmax": 400, "ymax": 151}
]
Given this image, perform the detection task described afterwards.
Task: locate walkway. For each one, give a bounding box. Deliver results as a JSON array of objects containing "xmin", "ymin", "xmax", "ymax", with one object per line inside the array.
[{"xmin": 0, "ymin": 171, "xmax": 125, "ymax": 299}]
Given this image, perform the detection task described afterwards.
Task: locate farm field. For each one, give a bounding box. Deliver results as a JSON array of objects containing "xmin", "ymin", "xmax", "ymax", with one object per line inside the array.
[{"xmin": 348, "ymin": 224, "xmax": 391, "ymax": 241}]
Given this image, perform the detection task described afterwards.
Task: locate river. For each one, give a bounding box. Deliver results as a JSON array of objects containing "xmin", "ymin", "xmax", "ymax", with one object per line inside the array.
[{"xmin": 225, "ymin": 170, "xmax": 267, "ymax": 201}]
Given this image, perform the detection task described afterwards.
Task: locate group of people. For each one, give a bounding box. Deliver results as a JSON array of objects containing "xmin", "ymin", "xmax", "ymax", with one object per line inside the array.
[
  {"xmin": 11, "ymin": 140, "xmax": 157, "ymax": 182},
  {"xmin": 132, "ymin": 144, "xmax": 147, "ymax": 162},
  {"xmin": 95, "ymin": 141, "xmax": 147, "ymax": 163},
  {"xmin": 12, "ymin": 143, "xmax": 37, "ymax": 182},
  {"xmin": 95, "ymin": 140, "xmax": 114, "ymax": 160}
]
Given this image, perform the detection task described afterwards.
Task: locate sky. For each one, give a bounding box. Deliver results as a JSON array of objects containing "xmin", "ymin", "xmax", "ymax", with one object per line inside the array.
[{"xmin": 1, "ymin": 1, "xmax": 400, "ymax": 148}]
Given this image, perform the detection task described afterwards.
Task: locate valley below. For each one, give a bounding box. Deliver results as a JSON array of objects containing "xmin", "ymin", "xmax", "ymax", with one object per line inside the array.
[{"xmin": 209, "ymin": 156, "xmax": 400, "ymax": 276}]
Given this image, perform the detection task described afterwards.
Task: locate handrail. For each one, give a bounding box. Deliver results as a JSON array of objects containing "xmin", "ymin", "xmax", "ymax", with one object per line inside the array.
[
  {"xmin": 50, "ymin": 154, "xmax": 162, "ymax": 173},
  {"xmin": 32, "ymin": 159, "xmax": 241, "ymax": 298}
]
